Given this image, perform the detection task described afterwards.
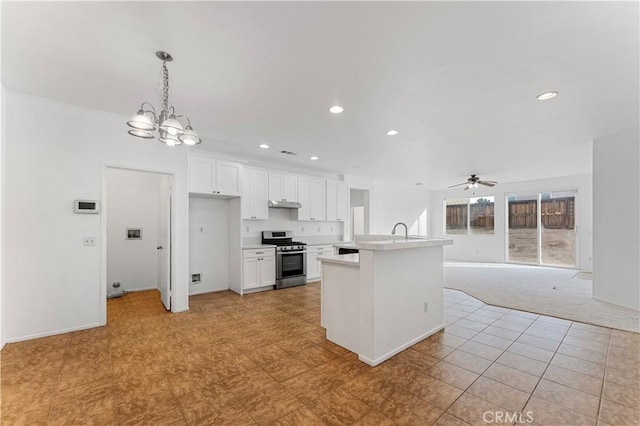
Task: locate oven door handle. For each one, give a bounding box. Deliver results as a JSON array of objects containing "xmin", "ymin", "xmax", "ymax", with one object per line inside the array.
[{"xmin": 277, "ymin": 250, "xmax": 307, "ymax": 255}]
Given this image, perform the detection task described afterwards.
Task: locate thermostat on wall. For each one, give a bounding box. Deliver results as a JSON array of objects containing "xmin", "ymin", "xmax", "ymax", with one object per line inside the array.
[{"xmin": 74, "ymin": 199, "xmax": 100, "ymax": 214}]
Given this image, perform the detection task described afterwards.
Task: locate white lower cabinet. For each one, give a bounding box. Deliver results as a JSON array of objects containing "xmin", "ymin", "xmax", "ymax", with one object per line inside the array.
[
  {"xmin": 243, "ymin": 248, "xmax": 276, "ymax": 290},
  {"xmin": 306, "ymin": 244, "xmax": 334, "ymax": 282}
]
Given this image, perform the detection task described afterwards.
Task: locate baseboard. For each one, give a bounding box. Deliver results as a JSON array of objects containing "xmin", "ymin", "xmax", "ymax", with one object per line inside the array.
[
  {"xmin": 242, "ymin": 286, "xmax": 276, "ymax": 295},
  {"xmin": 172, "ymin": 306, "xmax": 189, "ymax": 313},
  {"xmin": 592, "ymin": 295, "xmax": 639, "ymax": 311},
  {"xmin": 4, "ymin": 322, "xmax": 104, "ymax": 345},
  {"xmin": 124, "ymin": 286, "xmax": 159, "ymax": 293},
  {"xmin": 358, "ymin": 323, "xmax": 445, "ymax": 367},
  {"xmin": 189, "ymin": 287, "xmax": 228, "ymax": 296}
]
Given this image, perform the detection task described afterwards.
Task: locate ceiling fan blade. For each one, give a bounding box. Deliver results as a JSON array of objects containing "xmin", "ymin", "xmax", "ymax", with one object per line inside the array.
[
  {"xmin": 448, "ymin": 182, "xmax": 468, "ymax": 188},
  {"xmin": 463, "ymin": 185, "xmax": 470, "ymax": 190},
  {"xmin": 478, "ymin": 181, "xmax": 496, "ymax": 187}
]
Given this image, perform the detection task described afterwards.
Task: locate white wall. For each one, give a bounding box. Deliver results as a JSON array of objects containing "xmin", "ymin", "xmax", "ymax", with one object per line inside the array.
[
  {"xmin": 592, "ymin": 127, "xmax": 640, "ymax": 310},
  {"xmin": 3, "ymin": 90, "xmax": 190, "ymax": 342},
  {"xmin": 189, "ymin": 197, "xmax": 230, "ymax": 295},
  {"xmin": 431, "ymin": 174, "xmax": 593, "ymax": 271},
  {"xmin": 370, "ymin": 181, "xmax": 432, "ymax": 237},
  {"xmin": 106, "ymin": 168, "xmax": 165, "ymax": 293},
  {"xmin": 0, "ymin": 81, "xmax": 5, "ymax": 349},
  {"xmin": 242, "ymin": 208, "xmax": 343, "ymax": 240}
]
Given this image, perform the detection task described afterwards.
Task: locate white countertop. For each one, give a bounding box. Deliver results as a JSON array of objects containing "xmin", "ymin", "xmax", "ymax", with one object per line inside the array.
[
  {"xmin": 242, "ymin": 244, "xmax": 276, "ymax": 249},
  {"xmin": 301, "ymin": 236, "xmax": 348, "ymax": 246},
  {"xmin": 333, "ymin": 242, "xmax": 357, "ymax": 248},
  {"xmin": 355, "ymin": 237, "xmax": 453, "ymax": 251},
  {"xmin": 318, "ymin": 254, "xmax": 360, "ymax": 266}
]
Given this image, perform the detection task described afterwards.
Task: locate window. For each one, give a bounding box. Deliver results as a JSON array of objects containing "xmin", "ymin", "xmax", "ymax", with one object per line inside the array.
[
  {"xmin": 446, "ymin": 198, "xmax": 468, "ymax": 235},
  {"xmin": 446, "ymin": 196, "xmax": 495, "ymax": 235},
  {"xmin": 470, "ymin": 197, "xmax": 495, "ymax": 234}
]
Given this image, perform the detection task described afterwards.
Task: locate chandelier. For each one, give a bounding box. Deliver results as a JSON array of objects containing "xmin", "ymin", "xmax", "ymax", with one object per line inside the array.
[{"xmin": 126, "ymin": 51, "xmax": 201, "ymax": 146}]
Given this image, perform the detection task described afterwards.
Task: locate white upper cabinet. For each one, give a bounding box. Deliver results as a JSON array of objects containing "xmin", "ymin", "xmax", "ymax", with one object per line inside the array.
[
  {"xmin": 336, "ymin": 182, "xmax": 349, "ymax": 222},
  {"xmin": 189, "ymin": 156, "xmax": 215, "ymax": 194},
  {"xmin": 268, "ymin": 172, "xmax": 298, "ymax": 202},
  {"xmin": 242, "ymin": 168, "xmax": 269, "ymax": 220},
  {"xmin": 298, "ymin": 177, "xmax": 326, "ymax": 221},
  {"xmin": 189, "ymin": 154, "xmax": 242, "ymax": 196},
  {"xmin": 217, "ymin": 160, "xmax": 243, "ymax": 196},
  {"xmin": 326, "ymin": 181, "xmax": 349, "ymax": 222}
]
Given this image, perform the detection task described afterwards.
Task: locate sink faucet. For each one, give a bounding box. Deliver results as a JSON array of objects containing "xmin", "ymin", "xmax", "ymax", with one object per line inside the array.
[{"xmin": 391, "ymin": 222, "xmax": 408, "ymax": 240}]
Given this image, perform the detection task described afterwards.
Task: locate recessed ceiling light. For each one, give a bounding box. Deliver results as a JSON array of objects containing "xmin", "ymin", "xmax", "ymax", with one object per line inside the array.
[
  {"xmin": 259, "ymin": 144, "xmax": 270, "ymax": 149},
  {"xmin": 386, "ymin": 129, "xmax": 399, "ymax": 136},
  {"xmin": 310, "ymin": 156, "xmax": 319, "ymax": 160},
  {"xmin": 536, "ymin": 91, "xmax": 558, "ymax": 101},
  {"xmin": 329, "ymin": 106, "xmax": 344, "ymax": 114}
]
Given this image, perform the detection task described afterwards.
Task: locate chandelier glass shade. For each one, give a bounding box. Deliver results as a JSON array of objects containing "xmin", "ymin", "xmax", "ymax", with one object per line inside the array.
[{"xmin": 127, "ymin": 51, "xmax": 201, "ymax": 146}]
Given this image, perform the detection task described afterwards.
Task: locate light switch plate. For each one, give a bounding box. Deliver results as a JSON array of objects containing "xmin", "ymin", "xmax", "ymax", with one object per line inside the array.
[{"xmin": 83, "ymin": 236, "xmax": 97, "ymax": 246}]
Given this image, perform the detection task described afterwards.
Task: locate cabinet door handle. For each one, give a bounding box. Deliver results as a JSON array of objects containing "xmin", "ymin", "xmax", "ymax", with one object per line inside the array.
[{"xmin": 256, "ymin": 251, "xmax": 264, "ymax": 254}]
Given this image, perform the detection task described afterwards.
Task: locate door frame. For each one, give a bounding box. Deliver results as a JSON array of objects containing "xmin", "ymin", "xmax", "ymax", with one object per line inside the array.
[
  {"xmin": 504, "ymin": 187, "xmax": 580, "ymax": 269},
  {"xmin": 100, "ymin": 164, "xmax": 176, "ymax": 325}
]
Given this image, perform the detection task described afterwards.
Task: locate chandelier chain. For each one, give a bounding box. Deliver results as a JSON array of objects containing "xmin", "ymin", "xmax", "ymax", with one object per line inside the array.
[{"xmin": 162, "ymin": 61, "xmax": 170, "ymax": 113}]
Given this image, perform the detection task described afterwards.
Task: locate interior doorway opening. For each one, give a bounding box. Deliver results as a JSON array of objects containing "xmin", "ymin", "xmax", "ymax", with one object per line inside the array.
[
  {"xmin": 350, "ymin": 189, "xmax": 370, "ymax": 240},
  {"xmin": 104, "ymin": 167, "xmax": 172, "ymax": 323}
]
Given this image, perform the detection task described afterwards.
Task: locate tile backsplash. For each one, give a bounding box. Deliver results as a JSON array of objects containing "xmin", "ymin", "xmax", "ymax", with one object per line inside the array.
[{"xmin": 243, "ymin": 208, "xmax": 343, "ymax": 239}]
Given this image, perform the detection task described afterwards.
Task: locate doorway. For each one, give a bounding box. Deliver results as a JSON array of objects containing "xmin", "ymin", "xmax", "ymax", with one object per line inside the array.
[
  {"xmin": 350, "ymin": 189, "xmax": 370, "ymax": 240},
  {"xmin": 104, "ymin": 167, "xmax": 172, "ymax": 322},
  {"xmin": 506, "ymin": 190, "xmax": 577, "ymax": 268}
]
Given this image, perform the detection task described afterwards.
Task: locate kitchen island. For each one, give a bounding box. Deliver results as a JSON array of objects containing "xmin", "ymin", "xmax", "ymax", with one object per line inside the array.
[{"xmin": 319, "ymin": 236, "xmax": 453, "ymax": 366}]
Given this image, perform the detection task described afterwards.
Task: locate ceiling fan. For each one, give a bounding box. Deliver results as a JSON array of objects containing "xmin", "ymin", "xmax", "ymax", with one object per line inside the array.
[{"xmin": 448, "ymin": 174, "xmax": 498, "ymax": 190}]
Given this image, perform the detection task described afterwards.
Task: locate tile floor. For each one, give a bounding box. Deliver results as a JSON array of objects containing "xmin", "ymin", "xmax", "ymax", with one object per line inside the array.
[{"xmin": 1, "ymin": 284, "xmax": 639, "ymax": 425}]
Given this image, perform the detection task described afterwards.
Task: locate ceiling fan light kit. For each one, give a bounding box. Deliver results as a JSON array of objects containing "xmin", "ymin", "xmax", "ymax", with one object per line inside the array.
[
  {"xmin": 448, "ymin": 174, "xmax": 498, "ymax": 191},
  {"xmin": 126, "ymin": 51, "xmax": 201, "ymax": 147}
]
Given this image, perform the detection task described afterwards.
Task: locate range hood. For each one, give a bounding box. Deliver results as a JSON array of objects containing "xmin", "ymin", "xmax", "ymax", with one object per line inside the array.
[{"xmin": 268, "ymin": 200, "xmax": 302, "ymax": 209}]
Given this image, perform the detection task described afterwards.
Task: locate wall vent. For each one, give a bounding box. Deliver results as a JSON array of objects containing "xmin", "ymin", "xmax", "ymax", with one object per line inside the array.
[{"xmin": 191, "ymin": 273, "xmax": 201, "ymax": 285}]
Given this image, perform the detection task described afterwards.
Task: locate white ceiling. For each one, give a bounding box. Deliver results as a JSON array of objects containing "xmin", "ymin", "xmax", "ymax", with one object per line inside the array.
[{"xmin": 2, "ymin": 1, "xmax": 638, "ymax": 189}]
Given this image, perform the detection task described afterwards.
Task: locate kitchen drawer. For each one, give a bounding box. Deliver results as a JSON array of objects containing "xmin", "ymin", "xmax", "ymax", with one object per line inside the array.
[{"xmin": 243, "ymin": 248, "xmax": 275, "ymax": 259}]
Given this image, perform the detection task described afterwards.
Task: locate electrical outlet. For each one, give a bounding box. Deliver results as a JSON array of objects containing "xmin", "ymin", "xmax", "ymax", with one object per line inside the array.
[
  {"xmin": 200, "ymin": 227, "xmax": 204, "ymax": 233},
  {"xmin": 83, "ymin": 236, "xmax": 97, "ymax": 246},
  {"xmin": 423, "ymin": 302, "xmax": 429, "ymax": 312}
]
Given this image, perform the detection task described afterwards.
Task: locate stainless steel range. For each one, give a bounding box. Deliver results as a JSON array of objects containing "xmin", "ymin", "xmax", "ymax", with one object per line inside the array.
[{"xmin": 262, "ymin": 231, "xmax": 307, "ymax": 289}]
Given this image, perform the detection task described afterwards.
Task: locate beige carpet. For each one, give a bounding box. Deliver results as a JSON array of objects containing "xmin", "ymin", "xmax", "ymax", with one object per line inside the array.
[{"xmin": 444, "ymin": 262, "xmax": 640, "ymax": 333}]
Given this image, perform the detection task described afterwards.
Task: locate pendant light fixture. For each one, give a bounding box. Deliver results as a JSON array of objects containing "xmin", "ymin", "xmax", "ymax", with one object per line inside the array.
[{"xmin": 127, "ymin": 51, "xmax": 201, "ymax": 146}]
